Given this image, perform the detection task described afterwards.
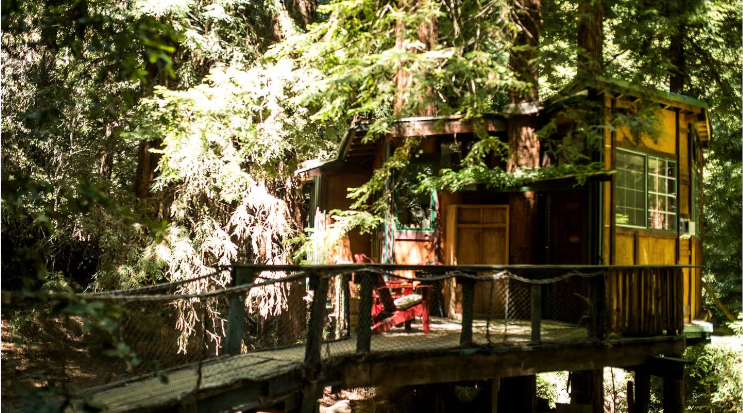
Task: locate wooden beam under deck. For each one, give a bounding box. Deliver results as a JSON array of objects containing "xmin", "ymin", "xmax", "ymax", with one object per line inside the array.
[{"xmin": 339, "ymin": 336, "xmax": 685, "ymax": 389}]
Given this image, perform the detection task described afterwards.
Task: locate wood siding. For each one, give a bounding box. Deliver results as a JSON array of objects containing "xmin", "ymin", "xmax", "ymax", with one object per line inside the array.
[{"xmin": 604, "ymin": 97, "xmax": 706, "ymax": 322}]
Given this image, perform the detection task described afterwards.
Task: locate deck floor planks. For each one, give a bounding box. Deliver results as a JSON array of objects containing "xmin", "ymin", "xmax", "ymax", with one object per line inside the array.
[{"xmin": 82, "ymin": 317, "xmax": 586, "ymax": 412}]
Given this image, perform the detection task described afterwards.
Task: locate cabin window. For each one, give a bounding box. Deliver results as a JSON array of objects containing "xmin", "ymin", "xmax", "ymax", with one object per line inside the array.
[
  {"xmin": 615, "ymin": 149, "xmax": 677, "ymax": 231},
  {"xmin": 303, "ymin": 177, "xmax": 320, "ymax": 230},
  {"xmin": 647, "ymin": 156, "xmax": 677, "ymax": 231},
  {"xmin": 395, "ymin": 163, "xmax": 435, "ymax": 230},
  {"xmin": 616, "ymin": 151, "xmax": 647, "ymax": 227}
]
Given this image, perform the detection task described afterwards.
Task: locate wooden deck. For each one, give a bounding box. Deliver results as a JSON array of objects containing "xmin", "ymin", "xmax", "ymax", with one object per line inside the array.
[{"xmin": 74, "ymin": 317, "xmax": 589, "ymax": 412}]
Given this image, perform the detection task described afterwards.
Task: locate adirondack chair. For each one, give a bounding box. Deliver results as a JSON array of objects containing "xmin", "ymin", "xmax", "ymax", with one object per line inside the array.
[{"xmin": 353, "ymin": 254, "xmax": 430, "ymax": 334}]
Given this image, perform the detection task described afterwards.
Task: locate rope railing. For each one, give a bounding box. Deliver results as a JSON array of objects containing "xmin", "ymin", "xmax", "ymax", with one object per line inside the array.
[{"xmin": 1, "ymin": 264, "xmax": 694, "ymax": 412}]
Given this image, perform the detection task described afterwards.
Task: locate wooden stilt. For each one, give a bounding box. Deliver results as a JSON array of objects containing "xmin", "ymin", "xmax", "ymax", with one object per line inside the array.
[
  {"xmin": 634, "ymin": 369, "xmax": 650, "ymax": 413},
  {"xmin": 498, "ymin": 375, "xmax": 536, "ymax": 413},
  {"xmin": 490, "ymin": 377, "xmax": 500, "ymax": 413},
  {"xmin": 663, "ymin": 352, "xmax": 685, "ymax": 413},
  {"xmin": 570, "ymin": 369, "xmax": 603, "ymax": 413}
]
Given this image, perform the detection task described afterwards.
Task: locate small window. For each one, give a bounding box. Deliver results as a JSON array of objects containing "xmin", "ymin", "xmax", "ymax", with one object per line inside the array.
[
  {"xmin": 395, "ymin": 163, "xmax": 435, "ymax": 230},
  {"xmin": 616, "ymin": 151, "xmax": 646, "ymax": 227},
  {"xmin": 647, "ymin": 157, "xmax": 677, "ymax": 231},
  {"xmin": 615, "ymin": 149, "xmax": 677, "ymax": 231}
]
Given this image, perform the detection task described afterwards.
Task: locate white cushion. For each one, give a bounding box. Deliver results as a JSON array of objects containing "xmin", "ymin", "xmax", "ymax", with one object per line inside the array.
[{"xmin": 394, "ymin": 293, "xmax": 423, "ymax": 310}]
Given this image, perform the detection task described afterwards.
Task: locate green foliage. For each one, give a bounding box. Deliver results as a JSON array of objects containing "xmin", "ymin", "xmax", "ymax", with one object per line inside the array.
[{"xmin": 685, "ymin": 323, "xmax": 743, "ymax": 412}]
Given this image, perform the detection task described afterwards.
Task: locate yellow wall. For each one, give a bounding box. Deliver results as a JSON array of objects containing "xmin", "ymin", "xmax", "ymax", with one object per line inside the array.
[{"xmin": 604, "ymin": 97, "xmax": 706, "ymax": 322}]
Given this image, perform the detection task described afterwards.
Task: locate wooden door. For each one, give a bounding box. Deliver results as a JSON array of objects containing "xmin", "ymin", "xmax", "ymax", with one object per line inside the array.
[{"xmin": 445, "ymin": 205, "xmax": 509, "ymax": 317}]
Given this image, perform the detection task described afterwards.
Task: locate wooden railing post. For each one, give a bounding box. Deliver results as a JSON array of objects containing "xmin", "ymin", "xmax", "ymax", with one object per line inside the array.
[
  {"xmin": 301, "ymin": 271, "xmax": 329, "ymax": 413},
  {"xmin": 674, "ymin": 268, "xmax": 684, "ymax": 335},
  {"xmin": 460, "ymin": 276, "xmax": 475, "ymax": 346},
  {"xmin": 531, "ymin": 284, "xmax": 542, "ymax": 343},
  {"xmin": 356, "ymin": 271, "xmax": 374, "ymax": 353},
  {"xmin": 224, "ymin": 266, "xmax": 254, "ymax": 356},
  {"xmin": 589, "ymin": 271, "xmax": 607, "ymax": 340}
]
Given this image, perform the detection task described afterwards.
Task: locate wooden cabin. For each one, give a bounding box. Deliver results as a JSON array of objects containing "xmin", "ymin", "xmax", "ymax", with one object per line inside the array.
[{"xmin": 297, "ymin": 78, "xmax": 711, "ymax": 326}]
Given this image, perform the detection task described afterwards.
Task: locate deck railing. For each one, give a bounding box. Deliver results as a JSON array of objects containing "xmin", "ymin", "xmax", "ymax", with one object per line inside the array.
[
  {"xmin": 220, "ymin": 264, "xmax": 691, "ymax": 367},
  {"xmin": 1, "ymin": 264, "xmax": 695, "ymax": 411}
]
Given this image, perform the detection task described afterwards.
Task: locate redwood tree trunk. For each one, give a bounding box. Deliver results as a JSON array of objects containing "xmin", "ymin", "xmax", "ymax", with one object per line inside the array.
[
  {"xmin": 668, "ymin": 23, "xmax": 686, "ymax": 92},
  {"xmin": 577, "ymin": 0, "xmax": 604, "ymax": 78},
  {"xmin": 394, "ymin": 0, "xmax": 438, "ymax": 116},
  {"xmin": 134, "ymin": 139, "xmax": 162, "ymax": 199},
  {"xmin": 284, "ymin": 0, "xmax": 316, "ymax": 31}
]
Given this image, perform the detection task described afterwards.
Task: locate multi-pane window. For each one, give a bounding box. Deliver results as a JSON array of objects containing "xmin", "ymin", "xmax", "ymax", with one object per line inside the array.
[
  {"xmin": 616, "ymin": 151, "xmax": 647, "ymax": 227},
  {"xmin": 396, "ymin": 163, "xmax": 435, "ymax": 230},
  {"xmin": 616, "ymin": 150, "xmax": 677, "ymax": 231},
  {"xmin": 647, "ymin": 157, "xmax": 677, "ymax": 230}
]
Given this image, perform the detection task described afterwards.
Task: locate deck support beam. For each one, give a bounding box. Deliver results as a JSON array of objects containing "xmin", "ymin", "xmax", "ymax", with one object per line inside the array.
[
  {"xmin": 662, "ymin": 352, "xmax": 685, "ymax": 413},
  {"xmin": 498, "ymin": 375, "xmax": 536, "ymax": 413},
  {"xmin": 633, "ymin": 370, "xmax": 651, "ymax": 413},
  {"xmin": 341, "ymin": 337, "xmax": 685, "ymax": 389},
  {"xmin": 570, "ymin": 369, "xmax": 604, "ymax": 413},
  {"xmin": 490, "ymin": 378, "xmax": 500, "ymax": 413}
]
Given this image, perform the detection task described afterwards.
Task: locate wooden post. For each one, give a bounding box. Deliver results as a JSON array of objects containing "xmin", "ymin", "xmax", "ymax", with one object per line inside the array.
[
  {"xmin": 570, "ymin": 369, "xmax": 604, "ymax": 413},
  {"xmin": 343, "ymin": 273, "xmax": 351, "ymax": 338},
  {"xmin": 224, "ymin": 266, "xmax": 254, "ymax": 356},
  {"xmin": 662, "ymin": 351, "xmax": 685, "ymax": 413},
  {"xmin": 498, "ymin": 376, "xmax": 536, "ymax": 413},
  {"xmin": 531, "ymin": 284, "xmax": 542, "ymax": 343},
  {"xmin": 589, "ymin": 272, "xmax": 606, "ymax": 340},
  {"xmin": 357, "ymin": 271, "xmax": 374, "ymax": 353},
  {"xmin": 301, "ymin": 272, "xmax": 329, "ymax": 413},
  {"xmin": 490, "ymin": 377, "xmax": 500, "ymax": 413},
  {"xmin": 627, "ymin": 380, "xmax": 636, "ymax": 413},
  {"xmin": 460, "ymin": 277, "xmax": 475, "ymax": 346},
  {"xmin": 634, "ymin": 369, "xmax": 651, "ymax": 413}
]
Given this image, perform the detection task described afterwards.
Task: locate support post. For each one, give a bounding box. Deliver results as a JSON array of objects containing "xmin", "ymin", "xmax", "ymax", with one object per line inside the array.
[
  {"xmin": 498, "ymin": 375, "xmax": 536, "ymax": 413},
  {"xmin": 224, "ymin": 266, "xmax": 254, "ymax": 356},
  {"xmin": 570, "ymin": 369, "xmax": 604, "ymax": 413},
  {"xmin": 531, "ymin": 284, "xmax": 542, "ymax": 343},
  {"xmin": 357, "ymin": 271, "xmax": 374, "ymax": 353},
  {"xmin": 301, "ymin": 272, "xmax": 329, "ymax": 413},
  {"xmin": 490, "ymin": 377, "xmax": 500, "ymax": 413},
  {"xmin": 589, "ymin": 272, "xmax": 607, "ymax": 340},
  {"xmin": 663, "ymin": 351, "xmax": 685, "ymax": 413},
  {"xmin": 634, "ymin": 369, "xmax": 651, "ymax": 413},
  {"xmin": 460, "ymin": 277, "xmax": 475, "ymax": 346}
]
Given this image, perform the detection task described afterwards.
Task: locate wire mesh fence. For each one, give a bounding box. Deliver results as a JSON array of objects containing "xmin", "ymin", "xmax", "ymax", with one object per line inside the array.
[{"xmin": 1, "ymin": 264, "xmax": 686, "ymax": 412}]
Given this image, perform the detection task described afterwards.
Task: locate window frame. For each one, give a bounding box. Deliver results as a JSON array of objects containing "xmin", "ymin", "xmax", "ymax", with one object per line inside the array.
[
  {"xmin": 615, "ymin": 148, "xmax": 678, "ymax": 232},
  {"xmin": 394, "ymin": 162, "xmax": 436, "ymax": 232}
]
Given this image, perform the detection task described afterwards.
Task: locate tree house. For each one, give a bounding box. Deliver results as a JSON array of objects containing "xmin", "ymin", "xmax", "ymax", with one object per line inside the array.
[{"xmin": 297, "ymin": 79, "xmax": 711, "ymax": 326}]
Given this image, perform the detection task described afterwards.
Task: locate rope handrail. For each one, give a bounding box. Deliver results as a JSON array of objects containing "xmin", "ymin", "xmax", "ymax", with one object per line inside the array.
[{"xmin": 72, "ymin": 265, "xmax": 687, "ymax": 302}]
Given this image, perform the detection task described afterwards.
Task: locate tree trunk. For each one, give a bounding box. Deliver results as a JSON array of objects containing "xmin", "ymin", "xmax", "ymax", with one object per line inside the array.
[
  {"xmin": 667, "ymin": 4, "xmax": 686, "ymax": 93},
  {"xmin": 507, "ymin": 0, "xmax": 541, "ymax": 266},
  {"xmin": 284, "ymin": 0, "xmax": 316, "ymax": 30},
  {"xmin": 134, "ymin": 139, "xmax": 162, "ymax": 199},
  {"xmin": 577, "ymin": 0, "xmax": 604, "ymax": 78},
  {"xmin": 394, "ymin": 0, "xmax": 438, "ymax": 116},
  {"xmin": 570, "ymin": 369, "xmax": 604, "ymax": 413}
]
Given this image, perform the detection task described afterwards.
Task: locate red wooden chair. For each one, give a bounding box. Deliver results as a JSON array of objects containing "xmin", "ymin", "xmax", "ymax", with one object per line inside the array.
[{"xmin": 353, "ymin": 254, "xmax": 430, "ymax": 334}]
